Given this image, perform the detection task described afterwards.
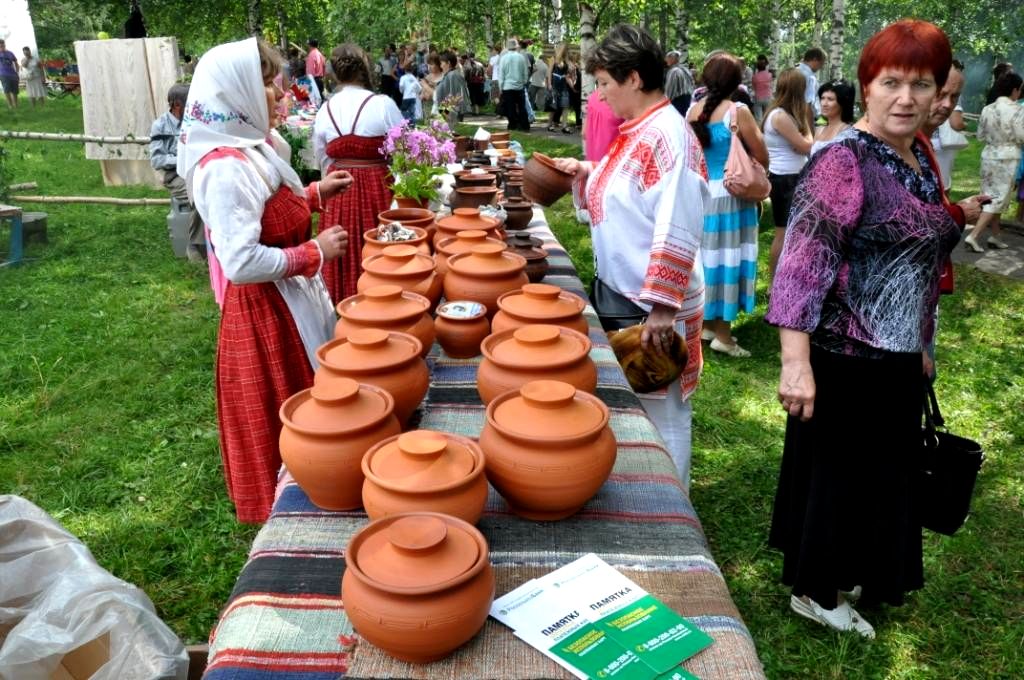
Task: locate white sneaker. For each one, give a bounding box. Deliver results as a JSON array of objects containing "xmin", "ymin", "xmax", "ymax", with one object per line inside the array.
[
  {"xmin": 710, "ymin": 337, "xmax": 750, "ymax": 357},
  {"xmin": 790, "ymin": 595, "xmax": 875, "ymax": 639},
  {"xmin": 988, "ymin": 236, "xmax": 1010, "ymax": 249},
  {"xmin": 841, "ymin": 585, "xmax": 863, "ymax": 602}
]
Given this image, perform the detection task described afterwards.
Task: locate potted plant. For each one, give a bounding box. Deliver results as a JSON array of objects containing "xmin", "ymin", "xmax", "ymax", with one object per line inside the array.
[{"xmin": 381, "ymin": 120, "xmax": 457, "ymax": 209}]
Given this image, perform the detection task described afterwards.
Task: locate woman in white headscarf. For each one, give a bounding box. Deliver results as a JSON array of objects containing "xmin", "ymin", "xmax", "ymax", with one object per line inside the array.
[{"xmin": 178, "ymin": 37, "xmax": 353, "ymax": 523}]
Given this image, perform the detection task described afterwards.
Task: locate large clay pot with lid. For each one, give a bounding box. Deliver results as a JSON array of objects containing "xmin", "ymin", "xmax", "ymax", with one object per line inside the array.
[
  {"xmin": 279, "ymin": 378, "xmax": 401, "ymax": 510},
  {"xmin": 361, "ymin": 430, "xmax": 488, "ymax": 524},
  {"xmin": 444, "ymin": 243, "xmax": 528, "ymax": 318},
  {"xmin": 480, "ymin": 380, "xmax": 616, "ymax": 520},
  {"xmin": 434, "ymin": 207, "xmax": 501, "ymax": 248},
  {"xmin": 477, "ymin": 324, "xmax": 596, "ymax": 404},
  {"xmin": 361, "ymin": 226, "xmax": 431, "ymax": 261},
  {"xmin": 523, "ymin": 152, "xmax": 575, "ymax": 207},
  {"xmin": 434, "ymin": 230, "xmax": 506, "ymax": 278},
  {"xmin": 341, "ymin": 512, "xmax": 495, "ymax": 662},
  {"xmin": 492, "ymin": 283, "xmax": 589, "ymax": 336},
  {"xmin": 434, "ymin": 301, "xmax": 490, "ymax": 359},
  {"xmin": 315, "ymin": 329, "xmax": 429, "ymax": 427},
  {"xmin": 358, "ymin": 244, "xmax": 441, "ymax": 309},
  {"xmin": 334, "ymin": 285, "xmax": 435, "ymax": 358},
  {"xmin": 500, "ymin": 196, "xmax": 534, "ymax": 230}
]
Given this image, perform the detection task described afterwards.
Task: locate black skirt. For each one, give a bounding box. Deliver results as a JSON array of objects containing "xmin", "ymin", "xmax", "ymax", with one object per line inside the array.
[{"xmin": 768, "ymin": 345, "xmax": 925, "ymax": 608}]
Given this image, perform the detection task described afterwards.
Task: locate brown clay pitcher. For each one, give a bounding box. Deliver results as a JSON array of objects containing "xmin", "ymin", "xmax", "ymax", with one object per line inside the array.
[
  {"xmin": 477, "ymin": 324, "xmax": 597, "ymax": 404},
  {"xmin": 479, "ymin": 380, "xmax": 616, "ymax": 520},
  {"xmin": 334, "ymin": 285, "xmax": 435, "ymax": 358},
  {"xmin": 342, "ymin": 512, "xmax": 495, "ymax": 662},
  {"xmin": 443, "ymin": 243, "xmax": 528, "ymax": 318},
  {"xmin": 279, "ymin": 378, "xmax": 401, "ymax": 510},
  {"xmin": 315, "ymin": 329, "xmax": 429, "ymax": 427},
  {"xmin": 434, "ymin": 300, "xmax": 490, "ymax": 359},
  {"xmin": 358, "ymin": 244, "xmax": 442, "ymax": 309},
  {"xmin": 491, "ymin": 283, "xmax": 589, "ymax": 336},
  {"xmin": 361, "ymin": 430, "xmax": 488, "ymax": 524}
]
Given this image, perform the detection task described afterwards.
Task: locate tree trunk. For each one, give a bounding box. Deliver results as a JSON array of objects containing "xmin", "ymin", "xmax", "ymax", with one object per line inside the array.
[
  {"xmin": 829, "ymin": 0, "xmax": 845, "ymax": 80},
  {"xmin": 484, "ymin": 14, "xmax": 493, "ymax": 49},
  {"xmin": 770, "ymin": 0, "xmax": 783, "ymax": 70},
  {"xmin": 551, "ymin": 0, "xmax": 564, "ymax": 44},
  {"xmin": 579, "ymin": 2, "xmax": 598, "ymax": 130},
  {"xmin": 246, "ymin": 0, "xmax": 262, "ymax": 36},
  {"xmin": 674, "ymin": 5, "xmax": 690, "ymax": 64},
  {"xmin": 813, "ymin": 0, "xmax": 824, "ymax": 48},
  {"xmin": 658, "ymin": 6, "xmax": 667, "ymax": 50},
  {"xmin": 277, "ymin": 8, "xmax": 287, "ymax": 52}
]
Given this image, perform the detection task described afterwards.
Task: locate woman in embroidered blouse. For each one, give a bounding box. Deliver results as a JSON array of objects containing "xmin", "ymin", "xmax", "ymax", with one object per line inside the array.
[
  {"xmin": 551, "ymin": 24, "xmax": 708, "ymax": 489},
  {"xmin": 178, "ymin": 38, "xmax": 353, "ymax": 523},
  {"xmin": 312, "ymin": 44, "xmax": 404, "ymax": 303},
  {"xmin": 765, "ymin": 20, "xmax": 961, "ymax": 637}
]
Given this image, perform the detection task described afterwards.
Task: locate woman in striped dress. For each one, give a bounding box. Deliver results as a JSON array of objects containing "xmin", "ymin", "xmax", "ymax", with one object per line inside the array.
[{"xmin": 687, "ymin": 54, "xmax": 768, "ymax": 357}]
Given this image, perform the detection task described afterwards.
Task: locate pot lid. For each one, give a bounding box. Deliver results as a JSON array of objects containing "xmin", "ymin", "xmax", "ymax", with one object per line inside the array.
[
  {"xmin": 456, "ymin": 186, "xmax": 498, "ymax": 197},
  {"xmin": 350, "ymin": 514, "xmax": 482, "ymax": 591},
  {"xmin": 498, "ymin": 284, "xmax": 584, "ymax": 320},
  {"xmin": 448, "ymin": 243, "xmax": 526, "ymax": 278},
  {"xmin": 284, "ymin": 378, "xmax": 393, "ymax": 434},
  {"xmin": 363, "ymin": 245, "xmax": 436, "ymax": 276},
  {"xmin": 436, "ymin": 207, "xmax": 500, "ymax": 233},
  {"xmin": 484, "ymin": 324, "xmax": 590, "ymax": 368},
  {"xmin": 336, "ymin": 285, "xmax": 430, "ymax": 322},
  {"xmin": 318, "ymin": 329, "xmax": 421, "ymax": 373},
  {"xmin": 501, "ymin": 197, "xmax": 531, "ymax": 210},
  {"xmin": 505, "ymin": 233, "xmax": 543, "ymax": 249},
  {"xmin": 437, "ymin": 300, "xmax": 488, "ymax": 321},
  {"xmin": 455, "ymin": 170, "xmax": 496, "ymax": 182},
  {"xmin": 436, "ymin": 230, "xmax": 497, "ymax": 257},
  {"xmin": 491, "ymin": 380, "xmax": 606, "ymax": 439},
  {"xmin": 367, "ymin": 431, "xmax": 479, "ymax": 490}
]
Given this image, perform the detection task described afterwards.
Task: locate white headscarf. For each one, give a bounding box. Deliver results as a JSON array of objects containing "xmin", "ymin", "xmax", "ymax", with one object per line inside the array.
[{"xmin": 177, "ymin": 37, "xmax": 304, "ymax": 197}]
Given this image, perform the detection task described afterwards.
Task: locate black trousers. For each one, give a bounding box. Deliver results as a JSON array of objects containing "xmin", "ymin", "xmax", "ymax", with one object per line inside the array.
[{"xmin": 501, "ymin": 88, "xmax": 529, "ymax": 131}]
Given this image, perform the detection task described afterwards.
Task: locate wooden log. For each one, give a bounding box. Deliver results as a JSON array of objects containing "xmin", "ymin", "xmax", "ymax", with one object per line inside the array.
[
  {"xmin": 12, "ymin": 195, "xmax": 170, "ymax": 206},
  {"xmin": 8, "ymin": 182, "xmax": 39, "ymax": 191},
  {"xmin": 0, "ymin": 130, "xmax": 151, "ymax": 144}
]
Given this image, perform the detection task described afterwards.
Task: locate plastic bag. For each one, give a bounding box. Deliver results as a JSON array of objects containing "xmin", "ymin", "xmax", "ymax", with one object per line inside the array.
[{"xmin": 0, "ymin": 496, "xmax": 189, "ymax": 680}]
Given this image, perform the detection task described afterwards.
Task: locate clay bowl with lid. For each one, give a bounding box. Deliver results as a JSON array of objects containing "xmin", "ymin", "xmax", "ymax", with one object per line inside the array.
[
  {"xmin": 504, "ymin": 242, "xmax": 548, "ymax": 283},
  {"xmin": 451, "ymin": 186, "xmax": 499, "ymax": 211},
  {"xmin": 315, "ymin": 329, "xmax": 429, "ymax": 427},
  {"xmin": 434, "ymin": 300, "xmax": 491, "ymax": 359},
  {"xmin": 499, "ymin": 196, "xmax": 534, "ymax": 230},
  {"xmin": 443, "ymin": 243, "xmax": 528, "ymax": 318},
  {"xmin": 523, "ymin": 152, "xmax": 575, "ymax": 207},
  {"xmin": 505, "ymin": 231, "xmax": 543, "ymax": 251},
  {"xmin": 477, "ymin": 324, "xmax": 597, "ymax": 405},
  {"xmin": 480, "ymin": 380, "xmax": 616, "ymax": 520},
  {"xmin": 361, "ymin": 226, "xmax": 431, "ymax": 261},
  {"xmin": 279, "ymin": 378, "xmax": 401, "ymax": 510},
  {"xmin": 434, "ymin": 230, "xmax": 506, "ymax": 279},
  {"xmin": 358, "ymin": 244, "xmax": 442, "ymax": 309},
  {"xmin": 489, "ymin": 131, "xmax": 511, "ymax": 143},
  {"xmin": 334, "ymin": 285, "xmax": 435, "ymax": 358},
  {"xmin": 491, "ymin": 283, "xmax": 589, "ymax": 336},
  {"xmin": 434, "ymin": 207, "xmax": 502, "ymax": 248},
  {"xmin": 361, "ymin": 430, "xmax": 489, "ymax": 524},
  {"xmin": 453, "ymin": 170, "xmax": 497, "ymax": 189},
  {"xmin": 342, "ymin": 512, "xmax": 495, "ymax": 662}
]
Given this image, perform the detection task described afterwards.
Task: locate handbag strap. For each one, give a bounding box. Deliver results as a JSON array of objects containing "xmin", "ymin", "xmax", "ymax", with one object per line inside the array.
[
  {"xmin": 727, "ymin": 102, "xmax": 739, "ymax": 133},
  {"xmin": 926, "ymin": 381, "xmax": 946, "ymax": 428}
]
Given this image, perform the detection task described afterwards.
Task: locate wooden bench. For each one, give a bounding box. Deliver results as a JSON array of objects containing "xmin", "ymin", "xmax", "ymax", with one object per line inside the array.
[{"xmin": 0, "ymin": 204, "xmax": 25, "ymax": 267}]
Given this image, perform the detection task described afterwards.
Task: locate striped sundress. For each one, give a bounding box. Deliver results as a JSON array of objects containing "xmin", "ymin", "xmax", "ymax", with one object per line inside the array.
[{"xmin": 701, "ymin": 107, "xmax": 759, "ymax": 321}]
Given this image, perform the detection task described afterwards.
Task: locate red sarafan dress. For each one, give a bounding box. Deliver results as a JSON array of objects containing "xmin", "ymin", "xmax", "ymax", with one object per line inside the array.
[
  {"xmin": 320, "ymin": 94, "xmax": 394, "ymax": 303},
  {"xmin": 203, "ymin": 149, "xmax": 324, "ymax": 523}
]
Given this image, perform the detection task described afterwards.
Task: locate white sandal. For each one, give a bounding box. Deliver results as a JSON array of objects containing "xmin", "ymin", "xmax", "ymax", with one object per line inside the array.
[
  {"xmin": 790, "ymin": 595, "xmax": 875, "ymax": 639},
  {"xmin": 710, "ymin": 337, "xmax": 750, "ymax": 357}
]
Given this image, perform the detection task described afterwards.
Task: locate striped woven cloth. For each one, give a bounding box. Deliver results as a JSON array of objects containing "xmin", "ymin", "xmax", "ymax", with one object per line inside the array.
[{"xmin": 203, "ymin": 209, "xmax": 766, "ymax": 680}]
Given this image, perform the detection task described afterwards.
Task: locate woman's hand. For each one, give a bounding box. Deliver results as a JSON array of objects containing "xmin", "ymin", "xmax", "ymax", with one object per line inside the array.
[
  {"xmin": 640, "ymin": 303, "xmax": 678, "ymax": 356},
  {"xmin": 319, "ymin": 170, "xmax": 354, "ymax": 201},
  {"xmin": 957, "ymin": 194, "xmax": 991, "ymax": 225},
  {"xmin": 778, "ymin": 329, "xmax": 815, "ymax": 421},
  {"xmin": 316, "ymin": 225, "xmax": 349, "ymax": 262},
  {"xmin": 551, "ymin": 157, "xmax": 587, "ymax": 178}
]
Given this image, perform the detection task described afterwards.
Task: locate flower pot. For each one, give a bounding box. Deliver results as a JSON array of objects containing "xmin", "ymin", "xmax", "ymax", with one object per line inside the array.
[
  {"xmin": 451, "ymin": 186, "xmax": 498, "ymax": 211},
  {"xmin": 489, "ymin": 131, "xmax": 510, "ymax": 143},
  {"xmin": 334, "ymin": 285, "xmax": 435, "ymax": 358},
  {"xmin": 394, "ymin": 196, "xmax": 431, "ymax": 210},
  {"xmin": 342, "ymin": 512, "xmax": 495, "ymax": 662},
  {"xmin": 444, "ymin": 243, "xmax": 528, "ymax": 318},
  {"xmin": 279, "ymin": 378, "xmax": 401, "ymax": 511},
  {"xmin": 492, "ymin": 283, "xmax": 588, "ymax": 336},
  {"xmin": 434, "ymin": 208, "xmax": 502, "ymax": 249},
  {"xmin": 434, "ymin": 301, "xmax": 490, "ymax": 359},
  {"xmin": 490, "ymin": 140, "xmax": 509, "ymax": 150},
  {"xmin": 523, "ymin": 152, "xmax": 575, "ymax": 207},
  {"xmin": 434, "ymin": 230, "xmax": 506, "ymax": 279},
  {"xmin": 361, "ymin": 226, "xmax": 431, "ymax": 261},
  {"xmin": 479, "ymin": 380, "xmax": 616, "ymax": 520},
  {"xmin": 315, "ymin": 329, "xmax": 429, "ymax": 427},
  {"xmin": 358, "ymin": 244, "xmax": 442, "ymax": 309},
  {"xmin": 499, "ymin": 196, "xmax": 533, "ymax": 230},
  {"xmin": 361, "ymin": 430, "xmax": 488, "ymax": 524},
  {"xmin": 452, "ymin": 135, "xmax": 471, "ymax": 158},
  {"xmin": 477, "ymin": 324, "xmax": 596, "ymax": 405}
]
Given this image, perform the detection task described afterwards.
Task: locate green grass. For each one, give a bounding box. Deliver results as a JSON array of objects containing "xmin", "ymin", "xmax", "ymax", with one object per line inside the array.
[{"xmin": 2, "ymin": 99, "xmax": 1022, "ymax": 677}]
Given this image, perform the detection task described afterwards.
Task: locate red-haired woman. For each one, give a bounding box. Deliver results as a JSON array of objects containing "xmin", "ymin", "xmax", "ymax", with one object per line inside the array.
[{"xmin": 765, "ymin": 20, "xmax": 966, "ymax": 637}]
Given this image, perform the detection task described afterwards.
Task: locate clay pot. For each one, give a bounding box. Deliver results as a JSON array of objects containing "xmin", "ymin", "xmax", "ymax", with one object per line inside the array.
[
  {"xmin": 358, "ymin": 244, "xmax": 442, "ymax": 309},
  {"xmin": 342, "ymin": 512, "xmax": 495, "ymax": 662},
  {"xmin": 523, "ymin": 152, "xmax": 575, "ymax": 207},
  {"xmin": 394, "ymin": 196, "xmax": 431, "ymax": 210},
  {"xmin": 444, "ymin": 243, "xmax": 528, "ymax": 318},
  {"xmin": 434, "ymin": 208, "xmax": 501, "ymax": 249},
  {"xmin": 502, "ymin": 241, "xmax": 548, "ymax": 283},
  {"xmin": 492, "ymin": 283, "xmax": 588, "ymax": 336},
  {"xmin": 452, "ymin": 135, "xmax": 471, "ymax": 158},
  {"xmin": 454, "ymin": 171, "xmax": 497, "ymax": 189},
  {"xmin": 334, "ymin": 285, "xmax": 435, "ymax": 358},
  {"xmin": 491, "ymin": 140, "xmax": 510, "ymax": 150},
  {"xmin": 279, "ymin": 378, "xmax": 401, "ymax": 510},
  {"xmin": 378, "ymin": 208, "xmax": 437, "ymax": 249},
  {"xmin": 503, "ymin": 180, "xmax": 524, "ymax": 199},
  {"xmin": 434, "ymin": 230, "xmax": 506, "ymax": 279},
  {"xmin": 434, "ymin": 301, "xmax": 490, "ymax": 359},
  {"xmin": 315, "ymin": 329, "xmax": 429, "ymax": 427},
  {"xmin": 361, "ymin": 226, "xmax": 431, "ymax": 261},
  {"xmin": 505, "ymin": 232, "xmax": 543, "ymax": 251},
  {"xmin": 480, "ymin": 380, "xmax": 616, "ymax": 520},
  {"xmin": 362, "ymin": 430, "xmax": 488, "ymax": 524},
  {"xmin": 477, "ymin": 324, "xmax": 596, "ymax": 404},
  {"xmin": 451, "ymin": 186, "xmax": 499, "ymax": 211},
  {"xmin": 500, "ymin": 196, "xmax": 534, "ymax": 230},
  {"xmin": 490, "ymin": 131, "xmax": 510, "ymax": 143}
]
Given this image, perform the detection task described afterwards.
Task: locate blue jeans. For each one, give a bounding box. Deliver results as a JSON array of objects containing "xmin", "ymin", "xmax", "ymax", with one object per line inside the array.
[{"xmin": 400, "ymin": 98, "xmax": 417, "ymax": 122}]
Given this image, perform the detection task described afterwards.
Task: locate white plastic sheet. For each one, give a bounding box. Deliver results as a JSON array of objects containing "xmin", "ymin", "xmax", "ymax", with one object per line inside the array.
[{"xmin": 0, "ymin": 496, "xmax": 189, "ymax": 680}]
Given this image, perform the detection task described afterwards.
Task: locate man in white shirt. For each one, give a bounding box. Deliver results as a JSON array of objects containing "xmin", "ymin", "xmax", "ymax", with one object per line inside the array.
[
  {"xmin": 797, "ymin": 48, "xmax": 825, "ymax": 116},
  {"xmin": 922, "ymin": 62, "xmax": 967, "ymax": 191}
]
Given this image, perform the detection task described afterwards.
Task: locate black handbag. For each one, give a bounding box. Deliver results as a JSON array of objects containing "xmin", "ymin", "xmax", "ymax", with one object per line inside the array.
[
  {"xmin": 918, "ymin": 382, "xmax": 985, "ymax": 535},
  {"xmin": 589, "ymin": 276, "xmax": 647, "ymax": 331}
]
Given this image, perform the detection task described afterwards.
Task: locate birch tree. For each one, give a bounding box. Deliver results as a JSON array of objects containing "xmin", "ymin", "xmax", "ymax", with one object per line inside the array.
[
  {"xmin": 829, "ymin": 0, "xmax": 845, "ymax": 80},
  {"xmin": 551, "ymin": 0, "xmax": 565, "ymax": 43},
  {"xmin": 674, "ymin": 5, "xmax": 690, "ymax": 64}
]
